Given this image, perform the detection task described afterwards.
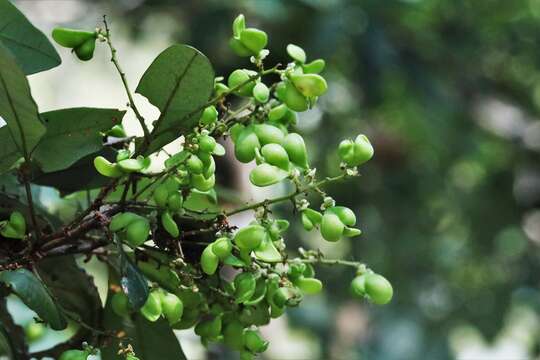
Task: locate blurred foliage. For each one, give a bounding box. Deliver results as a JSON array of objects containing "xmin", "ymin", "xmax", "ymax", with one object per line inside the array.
[{"xmin": 48, "ymin": 0, "xmax": 540, "ymax": 358}]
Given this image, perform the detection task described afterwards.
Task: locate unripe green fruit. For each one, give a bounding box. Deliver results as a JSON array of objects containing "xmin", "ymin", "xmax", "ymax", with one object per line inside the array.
[
  {"xmin": 126, "ymin": 355, "xmax": 140, "ymax": 360},
  {"xmin": 229, "ymin": 37, "xmax": 253, "ymax": 57},
  {"xmin": 343, "ymin": 227, "xmax": 362, "ymax": 237},
  {"xmin": 244, "ymin": 329, "xmax": 269, "ymax": 353},
  {"xmin": 201, "ymin": 245, "xmax": 219, "ymax": 275},
  {"xmin": 160, "ymin": 292, "xmax": 183, "ymax": 325},
  {"xmin": 234, "ymin": 272, "xmax": 257, "ymax": 303},
  {"xmin": 275, "ymin": 81, "xmax": 287, "ymax": 102},
  {"xmin": 234, "ymin": 225, "xmax": 266, "ymax": 251},
  {"xmin": 111, "ymin": 291, "xmax": 130, "ymax": 317},
  {"xmin": 239, "ymin": 28, "xmax": 268, "ymax": 55},
  {"xmin": 117, "ymin": 156, "xmax": 148, "ymax": 173},
  {"xmin": 253, "ymin": 82, "xmax": 270, "ymax": 103},
  {"xmin": 232, "ymin": 14, "xmax": 246, "ymax": 37},
  {"xmin": 153, "ymin": 184, "xmax": 170, "ymax": 208},
  {"xmin": 286, "ymin": 44, "xmax": 306, "ymax": 63},
  {"xmin": 328, "ymin": 206, "xmax": 356, "ymax": 226},
  {"xmin": 116, "ymin": 149, "xmax": 131, "ymax": 162},
  {"xmin": 249, "ymin": 163, "xmax": 289, "ymax": 187},
  {"xmin": 164, "ymin": 177, "xmax": 181, "ymax": 193},
  {"xmin": 253, "ymin": 124, "xmax": 285, "ymax": 145},
  {"xmin": 282, "ymin": 133, "xmax": 309, "ymax": 168},
  {"xmin": 230, "ymin": 123, "xmax": 245, "ymax": 143},
  {"xmin": 191, "ymin": 173, "xmax": 215, "ymax": 191},
  {"xmin": 161, "ymin": 211, "xmax": 179, "ymax": 237},
  {"xmin": 140, "ymin": 291, "xmax": 162, "ymax": 322},
  {"xmin": 198, "ymin": 135, "xmax": 216, "ymax": 153},
  {"xmin": 290, "ymin": 73, "xmax": 328, "ymax": 97},
  {"xmin": 338, "ymin": 135, "xmax": 374, "ymax": 167},
  {"xmin": 52, "ymin": 27, "xmax": 96, "ymax": 48},
  {"xmin": 74, "ymin": 38, "xmax": 96, "ymax": 61},
  {"xmin": 9, "ymin": 212, "xmax": 26, "ymax": 234},
  {"xmin": 288, "ymin": 263, "xmax": 307, "ymax": 279},
  {"xmin": 212, "ymin": 237, "xmax": 232, "ymax": 260},
  {"xmin": 253, "ymin": 236, "xmax": 282, "ymax": 262},
  {"xmin": 320, "ymin": 212, "xmax": 344, "ymax": 242},
  {"xmin": 94, "ymin": 156, "xmax": 123, "ymax": 178},
  {"xmin": 195, "ymin": 316, "xmax": 222, "ymax": 339},
  {"xmin": 212, "ymin": 143, "xmax": 226, "ymax": 156},
  {"xmin": 107, "ymin": 124, "xmax": 126, "ymax": 138},
  {"xmin": 364, "ymin": 274, "xmax": 393, "ymax": 305},
  {"xmin": 282, "ymin": 81, "xmax": 308, "ymax": 112},
  {"xmin": 350, "ymin": 274, "xmax": 366, "ymax": 297},
  {"xmin": 273, "ymin": 286, "xmax": 302, "ymax": 307},
  {"xmin": 215, "ymin": 82, "xmax": 230, "ymax": 96},
  {"xmin": 244, "ymin": 278, "xmax": 268, "ymax": 306},
  {"xmin": 228, "ymin": 69, "xmax": 257, "ymax": 96},
  {"xmin": 167, "ymin": 192, "xmax": 183, "ymax": 212},
  {"xmin": 302, "ymin": 58, "xmax": 326, "ymax": 74},
  {"xmin": 110, "ymin": 212, "xmax": 141, "ymax": 232},
  {"xmin": 223, "ymin": 320, "xmax": 245, "ymax": 350},
  {"xmin": 200, "ymin": 105, "xmax": 218, "ymax": 125},
  {"xmin": 268, "ymin": 104, "xmax": 288, "ymax": 122},
  {"xmin": 25, "ymin": 322, "xmax": 45, "ymax": 342},
  {"xmin": 235, "ymin": 129, "xmax": 261, "ymax": 163},
  {"xmin": 261, "ymin": 143, "xmax": 290, "ymax": 170},
  {"xmin": 240, "ymin": 351, "xmax": 255, "ymax": 360},
  {"xmin": 203, "ymin": 155, "xmax": 216, "ymax": 178},
  {"xmin": 125, "ymin": 219, "xmax": 150, "ymax": 247},
  {"xmin": 0, "ymin": 223, "xmax": 21, "ymax": 239},
  {"xmin": 301, "ymin": 208, "xmax": 322, "ymax": 231},
  {"xmin": 295, "ymin": 277, "xmax": 323, "ymax": 295},
  {"xmin": 186, "ymin": 154, "xmax": 204, "ymax": 174},
  {"xmin": 58, "ymin": 349, "xmax": 90, "ymax": 360}
]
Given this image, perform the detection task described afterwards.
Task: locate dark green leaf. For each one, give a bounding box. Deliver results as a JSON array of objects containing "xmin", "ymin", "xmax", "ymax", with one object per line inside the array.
[
  {"xmin": 120, "ymin": 255, "xmax": 149, "ymax": 309},
  {"xmin": 0, "ymin": 45, "xmax": 46, "ymax": 156},
  {"xmin": 0, "ymin": 0, "xmax": 61, "ymax": 74},
  {"xmin": 0, "ymin": 269, "xmax": 67, "ymax": 330},
  {"xmin": 33, "ymin": 108, "xmax": 126, "ymax": 172},
  {"xmin": 0, "ymin": 296, "xmax": 27, "ymax": 359},
  {"xmin": 0, "ymin": 125, "xmax": 21, "ymax": 175},
  {"xmin": 136, "ymin": 44, "xmax": 214, "ymax": 152},
  {"xmin": 164, "ymin": 150, "xmax": 190, "ymax": 169}
]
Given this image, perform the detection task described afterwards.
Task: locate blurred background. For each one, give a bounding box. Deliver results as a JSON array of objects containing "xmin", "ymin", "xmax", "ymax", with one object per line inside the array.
[{"xmin": 9, "ymin": 0, "xmax": 540, "ymax": 359}]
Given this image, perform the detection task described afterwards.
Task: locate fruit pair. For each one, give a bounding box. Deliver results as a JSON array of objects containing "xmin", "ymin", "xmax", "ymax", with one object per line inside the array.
[
  {"xmin": 113, "ymin": 289, "xmax": 184, "ymax": 324},
  {"xmin": 338, "ymin": 134, "xmax": 374, "ymax": 167},
  {"xmin": 153, "ymin": 180, "xmax": 183, "ymax": 212},
  {"xmin": 350, "ymin": 273, "xmax": 393, "ymax": 305},
  {"xmin": 0, "ymin": 211, "xmax": 26, "ymax": 239},
  {"xmin": 94, "ymin": 153, "xmax": 151, "ymax": 178},
  {"xmin": 286, "ymin": 44, "xmax": 326, "ymax": 74},
  {"xmin": 200, "ymin": 237, "xmax": 233, "ymax": 275},
  {"xmin": 320, "ymin": 206, "xmax": 362, "ymax": 242},
  {"xmin": 52, "ymin": 27, "xmax": 97, "ymax": 61},
  {"xmin": 275, "ymin": 73, "xmax": 327, "ymax": 112},
  {"xmin": 229, "ymin": 14, "xmax": 268, "ymax": 57},
  {"xmin": 109, "ymin": 212, "xmax": 150, "ymax": 247}
]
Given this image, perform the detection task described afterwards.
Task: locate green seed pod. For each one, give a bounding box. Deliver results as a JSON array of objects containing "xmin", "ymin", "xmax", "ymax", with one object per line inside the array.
[
  {"xmin": 191, "ymin": 174, "xmax": 215, "ymax": 192},
  {"xmin": 203, "ymin": 156, "xmax": 216, "ymax": 178},
  {"xmin": 364, "ymin": 273, "xmax": 393, "ymax": 305},
  {"xmin": 261, "ymin": 143, "xmax": 290, "ymax": 170},
  {"xmin": 249, "ymin": 163, "xmax": 289, "ymax": 187},
  {"xmin": 94, "ymin": 156, "xmax": 123, "ymax": 178},
  {"xmin": 200, "ymin": 105, "xmax": 218, "ymax": 125},
  {"xmin": 273, "ymin": 287, "xmax": 302, "ymax": 307},
  {"xmin": 253, "ymin": 124, "xmax": 285, "ymax": 145},
  {"xmin": 254, "ymin": 235, "xmax": 282, "ymax": 262},
  {"xmin": 275, "ymin": 81, "xmax": 287, "ymax": 102},
  {"xmin": 350, "ymin": 274, "xmax": 367, "ymax": 297},
  {"xmin": 229, "ymin": 37, "xmax": 253, "ymax": 57},
  {"xmin": 25, "ymin": 322, "xmax": 46, "ymax": 342},
  {"xmin": 198, "ymin": 135, "xmax": 217, "ymax": 153},
  {"xmin": 282, "ymin": 133, "xmax": 309, "ymax": 168},
  {"xmin": 295, "ymin": 277, "xmax": 323, "ymax": 295},
  {"xmin": 302, "ymin": 58, "xmax": 326, "ymax": 74},
  {"xmin": 234, "ymin": 225, "xmax": 267, "ymax": 251},
  {"xmin": 234, "ymin": 272, "xmax": 257, "ymax": 303},
  {"xmin": 186, "ymin": 154, "xmax": 204, "ymax": 174},
  {"xmin": 107, "ymin": 124, "xmax": 126, "ymax": 138},
  {"xmin": 303, "ymin": 264, "xmax": 315, "ymax": 278},
  {"xmin": 268, "ymin": 104, "xmax": 288, "ymax": 122},
  {"xmin": 232, "ymin": 14, "xmax": 246, "ymax": 37},
  {"xmin": 140, "ymin": 291, "xmax": 163, "ymax": 322},
  {"xmin": 125, "ymin": 219, "xmax": 150, "ymax": 247},
  {"xmin": 253, "ymin": 82, "xmax": 270, "ymax": 103},
  {"xmin": 288, "ymin": 262, "xmax": 307, "ymax": 279},
  {"xmin": 228, "ymin": 69, "xmax": 257, "ymax": 96},
  {"xmin": 223, "ymin": 320, "xmax": 245, "ymax": 350},
  {"xmin": 282, "ymin": 81, "xmax": 309, "ymax": 112},
  {"xmin": 286, "ymin": 44, "xmax": 306, "ymax": 63},
  {"xmin": 116, "ymin": 149, "xmax": 131, "ymax": 162},
  {"xmin": 201, "ymin": 245, "xmax": 219, "ymax": 275},
  {"xmin": 214, "ymin": 82, "xmax": 230, "ymax": 96},
  {"xmin": 117, "ymin": 156, "xmax": 148, "ymax": 173},
  {"xmin": 160, "ymin": 292, "xmax": 184, "ymax": 325},
  {"xmin": 153, "ymin": 184, "xmax": 170, "ymax": 208},
  {"xmin": 290, "ymin": 73, "xmax": 328, "ymax": 97},
  {"xmin": 161, "ymin": 211, "xmax": 179, "ymax": 237},
  {"xmin": 52, "ymin": 27, "xmax": 96, "ymax": 48},
  {"xmin": 328, "ymin": 206, "xmax": 356, "ymax": 226},
  {"xmin": 58, "ymin": 349, "xmax": 90, "ymax": 360},
  {"xmin": 230, "ymin": 123, "xmax": 246, "ymax": 143},
  {"xmin": 74, "ymin": 38, "xmax": 96, "ymax": 61},
  {"xmin": 244, "ymin": 329, "xmax": 269, "ymax": 353},
  {"xmin": 212, "ymin": 237, "xmax": 232, "ymax": 260},
  {"xmin": 9, "ymin": 212, "xmax": 26, "ymax": 234},
  {"xmin": 235, "ymin": 128, "xmax": 261, "ymax": 163},
  {"xmin": 212, "ymin": 143, "xmax": 226, "ymax": 156},
  {"xmin": 111, "ymin": 291, "xmax": 130, "ymax": 317},
  {"xmin": 239, "ymin": 28, "xmax": 268, "ymax": 55},
  {"xmin": 320, "ymin": 212, "xmax": 344, "ymax": 242},
  {"xmin": 304, "ymin": 208, "xmax": 322, "ymax": 226},
  {"xmin": 0, "ymin": 223, "xmax": 21, "ymax": 239},
  {"xmin": 244, "ymin": 278, "xmax": 268, "ymax": 306},
  {"xmin": 343, "ymin": 227, "xmax": 362, "ymax": 237},
  {"xmin": 126, "ymin": 355, "xmax": 140, "ymax": 360},
  {"xmin": 167, "ymin": 192, "xmax": 183, "ymax": 212},
  {"xmin": 301, "ymin": 213, "xmax": 314, "ymax": 231},
  {"xmin": 338, "ymin": 135, "xmax": 374, "ymax": 167},
  {"xmin": 164, "ymin": 177, "xmax": 181, "ymax": 193},
  {"xmin": 195, "ymin": 316, "xmax": 222, "ymax": 339}
]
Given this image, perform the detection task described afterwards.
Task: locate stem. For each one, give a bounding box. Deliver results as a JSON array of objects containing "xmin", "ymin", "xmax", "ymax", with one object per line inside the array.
[
  {"xmin": 22, "ymin": 172, "xmax": 40, "ymax": 244},
  {"xmin": 102, "ymin": 16, "xmax": 151, "ymax": 146},
  {"xmin": 298, "ymin": 257, "xmax": 365, "ymax": 271}
]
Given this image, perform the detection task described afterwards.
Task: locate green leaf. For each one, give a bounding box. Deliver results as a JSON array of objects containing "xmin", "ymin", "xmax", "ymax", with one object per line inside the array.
[
  {"xmin": 136, "ymin": 44, "xmax": 214, "ymax": 152},
  {"xmin": 118, "ymin": 254, "xmax": 149, "ymax": 310},
  {"xmin": 0, "ymin": 269, "xmax": 67, "ymax": 330},
  {"xmin": 0, "ymin": 0, "xmax": 61, "ymax": 75},
  {"xmin": 0, "ymin": 125, "xmax": 21, "ymax": 175},
  {"xmin": 33, "ymin": 108, "xmax": 126, "ymax": 172},
  {"xmin": 0, "ymin": 45, "xmax": 46, "ymax": 157}
]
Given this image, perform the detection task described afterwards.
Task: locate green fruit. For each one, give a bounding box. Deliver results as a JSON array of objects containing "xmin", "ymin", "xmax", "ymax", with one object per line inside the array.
[
  {"xmin": 350, "ymin": 274, "xmax": 367, "ymax": 297},
  {"xmin": 286, "ymin": 44, "xmax": 306, "ymax": 63},
  {"xmin": 282, "ymin": 81, "xmax": 308, "ymax": 112},
  {"xmin": 126, "ymin": 355, "xmax": 140, "ymax": 360},
  {"xmin": 58, "ymin": 349, "xmax": 90, "ymax": 360},
  {"xmin": 140, "ymin": 291, "xmax": 162, "ymax": 322},
  {"xmin": 161, "ymin": 211, "xmax": 179, "ymax": 237},
  {"xmin": 167, "ymin": 192, "xmax": 183, "ymax": 212},
  {"xmin": 234, "ymin": 225, "xmax": 267, "ymax": 251},
  {"xmin": 343, "ymin": 227, "xmax": 362, "ymax": 237},
  {"xmin": 116, "ymin": 149, "xmax": 131, "ymax": 162},
  {"xmin": 74, "ymin": 38, "xmax": 96, "ymax": 61},
  {"xmin": 320, "ymin": 212, "xmax": 344, "ymax": 242},
  {"xmin": 125, "ymin": 219, "xmax": 150, "ymax": 247},
  {"xmin": 244, "ymin": 330, "xmax": 269, "ymax": 353},
  {"xmin": 254, "ymin": 235, "xmax": 282, "ymax": 262},
  {"xmin": 160, "ymin": 292, "xmax": 183, "ymax": 325},
  {"xmin": 25, "ymin": 322, "xmax": 45, "ymax": 342},
  {"xmin": 268, "ymin": 104, "xmax": 288, "ymax": 122},
  {"xmin": 230, "ymin": 123, "xmax": 245, "ymax": 143},
  {"xmin": 153, "ymin": 184, "xmax": 170, "ymax": 208},
  {"xmin": 212, "ymin": 143, "xmax": 226, "ymax": 156},
  {"xmin": 282, "ymin": 133, "xmax": 309, "ymax": 168},
  {"xmin": 301, "ymin": 208, "xmax": 322, "ymax": 232},
  {"xmin": 212, "ymin": 237, "xmax": 232, "ymax": 260},
  {"xmin": 239, "ymin": 28, "xmax": 268, "ymax": 55},
  {"xmin": 235, "ymin": 128, "xmax": 261, "ymax": 163},
  {"xmin": 164, "ymin": 177, "xmax": 181, "ymax": 193},
  {"xmin": 195, "ymin": 316, "xmax": 222, "ymax": 339},
  {"xmin": 228, "ymin": 69, "xmax": 257, "ymax": 96},
  {"xmin": 201, "ymin": 245, "xmax": 219, "ymax": 275},
  {"xmin": 214, "ymin": 82, "xmax": 230, "ymax": 96},
  {"xmin": 200, "ymin": 105, "xmax": 218, "ymax": 125},
  {"xmin": 198, "ymin": 135, "xmax": 216, "ymax": 153},
  {"xmin": 203, "ymin": 156, "xmax": 216, "ymax": 178},
  {"xmin": 253, "ymin": 124, "xmax": 285, "ymax": 145},
  {"xmin": 249, "ymin": 163, "xmax": 289, "ymax": 187},
  {"xmin": 253, "ymin": 82, "xmax": 270, "ymax": 103},
  {"xmin": 191, "ymin": 174, "xmax": 215, "ymax": 191},
  {"xmin": 111, "ymin": 291, "xmax": 130, "ymax": 317},
  {"xmin": 186, "ymin": 154, "xmax": 204, "ymax": 174},
  {"xmin": 234, "ymin": 272, "xmax": 257, "ymax": 303},
  {"xmin": 232, "ymin": 14, "xmax": 246, "ymax": 37},
  {"xmin": 240, "ymin": 351, "xmax": 255, "ymax": 360},
  {"xmin": 303, "ymin": 58, "xmax": 326, "ymax": 74},
  {"xmin": 290, "ymin": 73, "xmax": 328, "ymax": 97},
  {"xmin": 261, "ymin": 143, "xmax": 290, "ymax": 170},
  {"xmin": 229, "ymin": 37, "xmax": 253, "ymax": 57},
  {"xmin": 107, "ymin": 124, "xmax": 126, "ymax": 138},
  {"xmin": 94, "ymin": 156, "xmax": 122, "ymax": 178},
  {"xmin": 273, "ymin": 287, "xmax": 302, "ymax": 307},
  {"xmin": 9, "ymin": 212, "xmax": 26, "ymax": 234},
  {"xmin": 0, "ymin": 223, "xmax": 21, "ymax": 239},
  {"xmin": 338, "ymin": 135, "xmax": 374, "ymax": 166},
  {"xmin": 117, "ymin": 156, "xmax": 149, "ymax": 173},
  {"xmin": 295, "ymin": 277, "xmax": 323, "ymax": 295},
  {"xmin": 328, "ymin": 206, "xmax": 356, "ymax": 226},
  {"xmin": 244, "ymin": 278, "xmax": 268, "ymax": 305},
  {"xmin": 364, "ymin": 274, "xmax": 393, "ymax": 305},
  {"xmin": 223, "ymin": 320, "xmax": 245, "ymax": 350},
  {"xmin": 52, "ymin": 27, "xmax": 96, "ymax": 48}
]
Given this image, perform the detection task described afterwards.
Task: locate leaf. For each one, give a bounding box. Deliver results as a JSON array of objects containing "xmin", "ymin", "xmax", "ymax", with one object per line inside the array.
[
  {"xmin": 136, "ymin": 44, "xmax": 214, "ymax": 152},
  {"xmin": 0, "ymin": 269, "xmax": 67, "ymax": 330},
  {"xmin": 0, "ymin": 45, "xmax": 46, "ymax": 156},
  {"xmin": 0, "ymin": 0, "xmax": 61, "ymax": 75},
  {"xmin": 116, "ymin": 253, "xmax": 149, "ymax": 310},
  {"xmin": 33, "ymin": 108, "xmax": 126, "ymax": 172},
  {"xmin": 0, "ymin": 125, "xmax": 21, "ymax": 175},
  {"xmin": 0, "ymin": 296, "xmax": 28, "ymax": 359}
]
